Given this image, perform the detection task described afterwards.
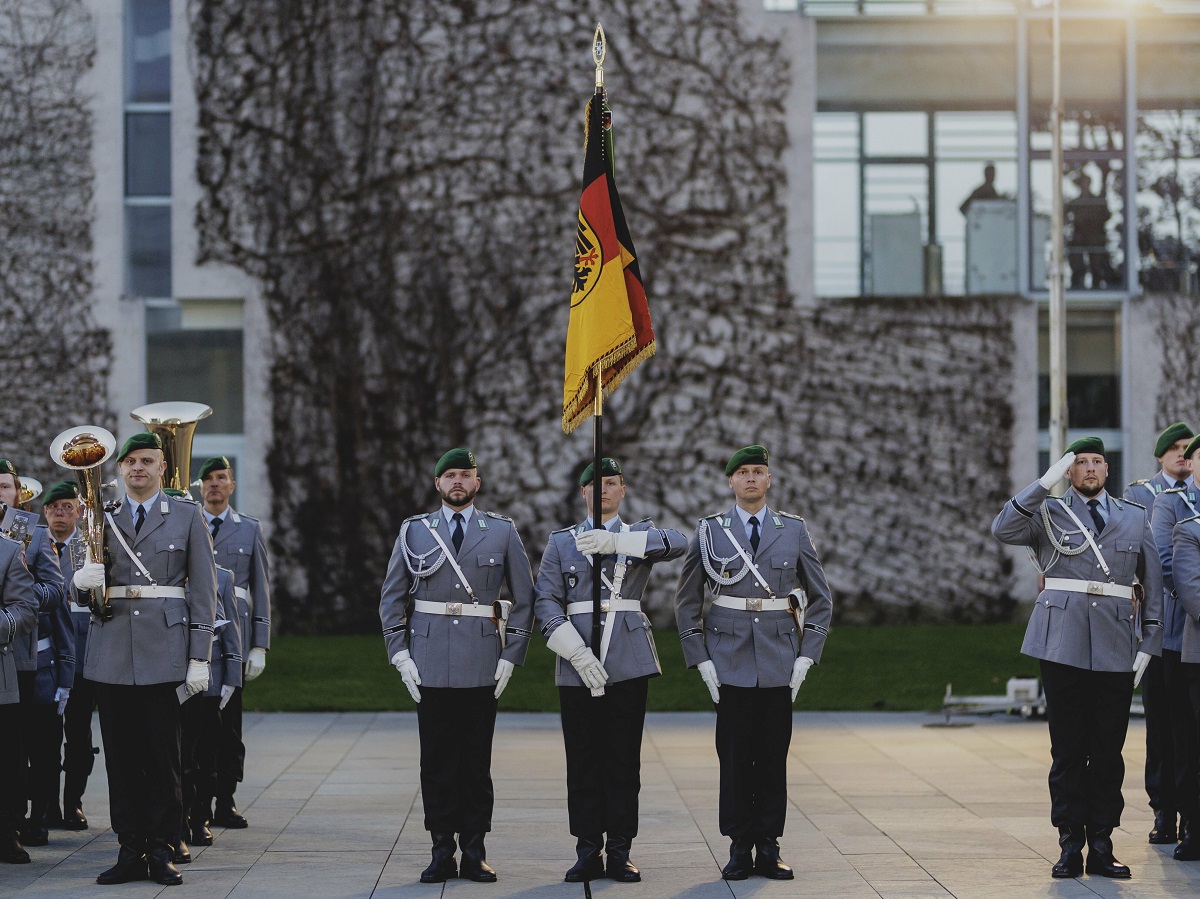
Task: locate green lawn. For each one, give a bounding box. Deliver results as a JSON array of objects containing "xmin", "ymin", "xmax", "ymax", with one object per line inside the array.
[{"xmin": 243, "ymin": 623, "xmax": 1039, "ymax": 713}]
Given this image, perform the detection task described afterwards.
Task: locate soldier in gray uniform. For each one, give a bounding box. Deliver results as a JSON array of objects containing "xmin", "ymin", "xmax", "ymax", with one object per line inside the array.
[
  {"xmin": 992, "ymin": 437, "xmax": 1163, "ymax": 880},
  {"xmin": 534, "ymin": 458, "xmax": 687, "ymax": 883},
  {"xmin": 379, "ymin": 448, "xmax": 535, "ymax": 883},
  {"xmin": 1126, "ymin": 422, "xmax": 1193, "ymax": 845},
  {"xmin": 674, "ymin": 445, "xmax": 833, "ymax": 881},
  {"xmin": 71, "ymin": 432, "xmax": 218, "ymax": 886},
  {"xmin": 0, "ymin": 528, "xmax": 39, "ymax": 864},
  {"xmin": 198, "ymin": 456, "xmax": 270, "ymax": 829},
  {"xmin": 1168, "ymin": 511, "xmax": 1200, "ymax": 860}
]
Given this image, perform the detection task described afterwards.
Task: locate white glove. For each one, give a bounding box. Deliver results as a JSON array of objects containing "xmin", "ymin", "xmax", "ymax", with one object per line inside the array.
[
  {"xmin": 73, "ymin": 562, "xmax": 105, "ymax": 592},
  {"xmin": 55, "ymin": 687, "xmax": 71, "ymax": 716},
  {"xmin": 219, "ymin": 684, "xmax": 236, "ymax": 710},
  {"xmin": 1133, "ymin": 651, "xmax": 1152, "ymax": 688},
  {"xmin": 1039, "ymin": 452, "xmax": 1076, "ymax": 489},
  {"xmin": 392, "ymin": 650, "xmax": 422, "ymax": 703},
  {"xmin": 245, "ymin": 647, "xmax": 267, "ymax": 681},
  {"xmin": 698, "ymin": 659, "xmax": 721, "ymax": 704},
  {"xmin": 184, "ymin": 660, "xmax": 210, "ymax": 697},
  {"xmin": 574, "ymin": 529, "xmax": 649, "ymax": 558},
  {"xmin": 545, "ymin": 624, "xmax": 608, "ymax": 690},
  {"xmin": 494, "ymin": 658, "xmax": 515, "ymax": 698},
  {"xmin": 790, "ymin": 657, "xmax": 814, "ymax": 701}
]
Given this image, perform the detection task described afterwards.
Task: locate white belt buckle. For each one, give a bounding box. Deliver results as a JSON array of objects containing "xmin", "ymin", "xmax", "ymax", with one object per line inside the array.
[
  {"xmin": 1086, "ymin": 582, "xmax": 1104, "ymax": 596},
  {"xmin": 747, "ymin": 598, "xmax": 762, "ymax": 612},
  {"xmin": 127, "ymin": 586, "xmax": 142, "ymax": 599},
  {"xmin": 446, "ymin": 602, "xmax": 462, "ymax": 616}
]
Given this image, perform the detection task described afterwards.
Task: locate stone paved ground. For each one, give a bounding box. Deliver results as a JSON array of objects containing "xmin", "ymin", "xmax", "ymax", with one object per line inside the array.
[{"xmin": 3, "ymin": 711, "xmax": 1200, "ymax": 898}]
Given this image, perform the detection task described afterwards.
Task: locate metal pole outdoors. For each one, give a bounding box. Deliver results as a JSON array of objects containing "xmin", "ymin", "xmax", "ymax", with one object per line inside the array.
[
  {"xmin": 1048, "ymin": 0, "xmax": 1069, "ymax": 492},
  {"xmin": 591, "ymin": 371, "xmax": 603, "ymax": 657}
]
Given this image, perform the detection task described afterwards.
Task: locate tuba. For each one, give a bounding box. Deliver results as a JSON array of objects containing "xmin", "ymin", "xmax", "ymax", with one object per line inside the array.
[
  {"xmin": 18, "ymin": 477, "xmax": 42, "ymax": 507},
  {"xmin": 130, "ymin": 402, "xmax": 213, "ymax": 494},
  {"xmin": 50, "ymin": 426, "xmax": 117, "ymax": 619}
]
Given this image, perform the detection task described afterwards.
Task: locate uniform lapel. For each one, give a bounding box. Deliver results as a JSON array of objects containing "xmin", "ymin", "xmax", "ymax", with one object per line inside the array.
[
  {"xmin": 754, "ymin": 506, "xmax": 784, "ymax": 559},
  {"xmin": 132, "ymin": 495, "xmax": 167, "ymax": 547},
  {"xmin": 721, "ymin": 505, "xmax": 754, "ymax": 559},
  {"xmin": 212, "ymin": 511, "xmax": 236, "ymax": 549},
  {"xmin": 112, "ymin": 502, "xmax": 136, "ymax": 544},
  {"xmin": 456, "ymin": 510, "xmax": 488, "ymax": 559}
]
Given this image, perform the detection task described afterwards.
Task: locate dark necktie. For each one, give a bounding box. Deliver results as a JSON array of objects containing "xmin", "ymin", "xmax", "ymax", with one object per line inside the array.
[
  {"xmin": 1086, "ymin": 499, "xmax": 1105, "ymax": 535},
  {"xmin": 211, "ymin": 517, "xmax": 222, "ymax": 541},
  {"xmin": 134, "ymin": 505, "xmax": 146, "ymax": 534},
  {"xmin": 749, "ymin": 516, "xmax": 761, "ymax": 555},
  {"xmin": 1177, "ymin": 480, "xmax": 1187, "ymax": 490},
  {"xmin": 54, "ymin": 541, "xmax": 65, "ymax": 557},
  {"xmin": 452, "ymin": 512, "xmax": 465, "ymax": 554}
]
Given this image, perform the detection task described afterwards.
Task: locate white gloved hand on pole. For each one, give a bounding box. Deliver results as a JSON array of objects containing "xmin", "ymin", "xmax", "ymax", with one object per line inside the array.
[
  {"xmin": 54, "ymin": 687, "xmax": 71, "ymax": 716},
  {"xmin": 546, "ymin": 625, "xmax": 608, "ymax": 690},
  {"xmin": 392, "ymin": 650, "xmax": 422, "ymax": 703},
  {"xmin": 184, "ymin": 660, "xmax": 210, "ymax": 697},
  {"xmin": 1133, "ymin": 651, "xmax": 1152, "ymax": 688},
  {"xmin": 245, "ymin": 647, "xmax": 267, "ymax": 681},
  {"xmin": 698, "ymin": 659, "xmax": 721, "ymax": 704},
  {"xmin": 219, "ymin": 684, "xmax": 236, "ymax": 709},
  {"xmin": 1039, "ymin": 452, "xmax": 1076, "ymax": 489},
  {"xmin": 494, "ymin": 659, "xmax": 515, "ymax": 698},
  {"xmin": 73, "ymin": 562, "xmax": 105, "ymax": 592},
  {"xmin": 790, "ymin": 657, "xmax": 814, "ymax": 701},
  {"xmin": 574, "ymin": 529, "xmax": 649, "ymax": 559}
]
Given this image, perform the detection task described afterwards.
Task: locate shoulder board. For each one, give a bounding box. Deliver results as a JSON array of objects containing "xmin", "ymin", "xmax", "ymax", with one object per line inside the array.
[
  {"xmin": 1183, "ymin": 514, "xmax": 1200, "ymax": 526},
  {"xmin": 777, "ymin": 511, "xmax": 804, "ymax": 521},
  {"xmin": 237, "ymin": 513, "xmax": 260, "ymax": 524},
  {"xmin": 631, "ymin": 517, "xmax": 652, "ymax": 526},
  {"xmin": 704, "ymin": 512, "xmax": 724, "ymax": 521},
  {"xmin": 103, "ymin": 500, "xmax": 121, "ymax": 514},
  {"xmin": 1162, "ymin": 487, "xmax": 1186, "ymax": 495},
  {"xmin": 485, "ymin": 511, "xmax": 512, "ymax": 522},
  {"xmin": 169, "ymin": 494, "xmax": 198, "ymax": 505},
  {"xmin": 1122, "ymin": 499, "xmax": 1146, "ymax": 510},
  {"xmin": 551, "ymin": 525, "xmax": 575, "ymax": 535},
  {"xmin": 402, "ymin": 513, "xmax": 429, "ymax": 523},
  {"xmin": 1127, "ymin": 479, "xmax": 1151, "ymax": 487}
]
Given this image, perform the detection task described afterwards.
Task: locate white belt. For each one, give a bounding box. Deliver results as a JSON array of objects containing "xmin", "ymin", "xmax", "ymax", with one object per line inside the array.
[
  {"xmin": 37, "ymin": 637, "xmax": 52, "ymax": 652},
  {"xmin": 414, "ymin": 599, "xmax": 494, "ymax": 618},
  {"xmin": 712, "ymin": 596, "xmax": 793, "ymax": 612},
  {"xmin": 105, "ymin": 586, "xmax": 187, "ymax": 600},
  {"xmin": 1043, "ymin": 578, "xmax": 1134, "ymax": 599},
  {"xmin": 234, "ymin": 587, "xmax": 250, "ymax": 601},
  {"xmin": 566, "ymin": 599, "xmax": 642, "ymax": 615}
]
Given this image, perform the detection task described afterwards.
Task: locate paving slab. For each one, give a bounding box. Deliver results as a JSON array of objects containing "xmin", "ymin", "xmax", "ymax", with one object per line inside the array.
[{"xmin": 4, "ymin": 711, "xmax": 1200, "ymax": 897}]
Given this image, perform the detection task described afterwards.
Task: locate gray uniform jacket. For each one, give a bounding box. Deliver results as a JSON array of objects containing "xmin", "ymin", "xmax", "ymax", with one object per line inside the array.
[
  {"xmin": 203, "ymin": 566, "xmax": 243, "ymax": 696},
  {"xmin": 210, "ymin": 508, "xmax": 271, "ymax": 651},
  {"xmin": 1124, "ymin": 471, "xmax": 1176, "ymax": 512},
  {"xmin": 534, "ymin": 517, "xmax": 688, "ymax": 687},
  {"xmin": 379, "ymin": 507, "xmax": 535, "ymax": 689},
  {"xmin": 13, "ymin": 525, "xmax": 67, "ymax": 671},
  {"xmin": 0, "ymin": 537, "xmax": 38, "ymax": 704},
  {"xmin": 81, "ymin": 493, "xmax": 218, "ymax": 686},
  {"xmin": 1169, "ymin": 516, "xmax": 1200, "ymax": 664},
  {"xmin": 992, "ymin": 481, "xmax": 1164, "ymax": 671},
  {"xmin": 1151, "ymin": 483, "xmax": 1200, "ymax": 651},
  {"xmin": 56, "ymin": 530, "xmax": 92, "ymax": 670},
  {"xmin": 674, "ymin": 506, "xmax": 834, "ymax": 688}
]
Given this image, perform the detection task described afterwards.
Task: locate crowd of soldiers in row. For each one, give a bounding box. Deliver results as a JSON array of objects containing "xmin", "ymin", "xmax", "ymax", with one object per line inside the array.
[{"xmin": 0, "ymin": 439, "xmax": 270, "ymax": 887}]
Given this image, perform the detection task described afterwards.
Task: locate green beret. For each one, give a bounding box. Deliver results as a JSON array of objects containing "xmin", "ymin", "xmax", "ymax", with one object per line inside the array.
[
  {"xmin": 725, "ymin": 445, "xmax": 769, "ymax": 476},
  {"xmin": 579, "ymin": 458, "xmax": 622, "ymax": 487},
  {"xmin": 116, "ymin": 432, "xmax": 163, "ymax": 463},
  {"xmin": 163, "ymin": 488, "xmax": 187, "ymax": 498},
  {"xmin": 1155, "ymin": 422, "xmax": 1194, "ymax": 458},
  {"xmin": 0, "ymin": 459, "xmax": 15, "ymax": 477},
  {"xmin": 1187, "ymin": 434, "xmax": 1200, "ymax": 460},
  {"xmin": 42, "ymin": 481, "xmax": 79, "ymax": 504},
  {"xmin": 199, "ymin": 456, "xmax": 232, "ymax": 480},
  {"xmin": 1066, "ymin": 436, "xmax": 1105, "ymax": 457},
  {"xmin": 435, "ymin": 448, "xmax": 476, "ymax": 477}
]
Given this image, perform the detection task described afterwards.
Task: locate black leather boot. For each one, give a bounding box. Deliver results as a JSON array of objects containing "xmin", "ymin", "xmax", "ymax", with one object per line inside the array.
[
  {"xmin": 213, "ymin": 797, "xmax": 248, "ymax": 829},
  {"xmin": 173, "ymin": 834, "xmax": 192, "ymax": 865},
  {"xmin": 605, "ymin": 835, "xmax": 640, "ymax": 883},
  {"xmin": 1175, "ymin": 829, "xmax": 1200, "ymax": 861},
  {"xmin": 564, "ymin": 834, "xmax": 604, "ymax": 882},
  {"xmin": 1051, "ymin": 825, "xmax": 1084, "ymax": 878},
  {"xmin": 459, "ymin": 832, "xmax": 498, "ymax": 882},
  {"xmin": 1084, "ymin": 827, "xmax": 1130, "ymax": 878},
  {"xmin": 753, "ymin": 838, "xmax": 794, "ymax": 880},
  {"xmin": 420, "ymin": 832, "xmax": 457, "ymax": 883},
  {"xmin": 1149, "ymin": 809, "xmax": 1177, "ymax": 844},
  {"xmin": 721, "ymin": 838, "xmax": 754, "ymax": 880},
  {"xmin": 0, "ymin": 829, "xmax": 30, "ymax": 864},
  {"xmin": 190, "ymin": 813, "xmax": 214, "ymax": 847},
  {"xmin": 97, "ymin": 842, "xmax": 148, "ymax": 884},
  {"xmin": 22, "ymin": 802, "xmax": 48, "ymax": 847},
  {"xmin": 147, "ymin": 839, "xmax": 184, "ymax": 885}
]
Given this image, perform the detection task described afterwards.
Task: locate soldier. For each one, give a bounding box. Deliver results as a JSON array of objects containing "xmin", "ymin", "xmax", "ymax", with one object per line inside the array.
[
  {"xmin": 41, "ymin": 480, "xmax": 95, "ymax": 831},
  {"xmin": 534, "ymin": 458, "xmax": 687, "ymax": 883},
  {"xmin": 1168, "ymin": 511, "xmax": 1200, "ymax": 860},
  {"xmin": 0, "ymin": 518, "xmax": 40, "ymax": 863},
  {"xmin": 70, "ymin": 432, "xmax": 218, "ymax": 885},
  {"xmin": 0, "ymin": 460, "xmax": 69, "ymax": 846},
  {"xmin": 992, "ymin": 438, "xmax": 1163, "ymax": 879},
  {"xmin": 1125, "ymin": 422, "xmax": 1193, "ymax": 845},
  {"xmin": 197, "ymin": 456, "xmax": 269, "ymax": 829},
  {"xmin": 379, "ymin": 448, "xmax": 535, "ymax": 883},
  {"xmin": 674, "ymin": 445, "xmax": 833, "ymax": 881}
]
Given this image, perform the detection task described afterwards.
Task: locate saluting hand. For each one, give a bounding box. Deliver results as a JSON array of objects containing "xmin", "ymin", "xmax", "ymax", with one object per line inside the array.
[{"xmin": 1039, "ymin": 452, "xmax": 1076, "ymax": 489}]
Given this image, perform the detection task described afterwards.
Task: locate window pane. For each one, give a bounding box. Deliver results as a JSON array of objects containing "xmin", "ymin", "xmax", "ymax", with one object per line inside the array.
[
  {"xmin": 864, "ymin": 112, "xmax": 927, "ymax": 158},
  {"xmin": 126, "ymin": 205, "xmax": 172, "ymax": 298},
  {"xmin": 125, "ymin": 113, "xmax": 171, "ymax": 196},
  {"xmin": 125, "ymin": 0, "xmax": 171, "ymax": 103},
  {"xmin": 146, "ymin": 328, "xmax": 244, "ymax": 433}
]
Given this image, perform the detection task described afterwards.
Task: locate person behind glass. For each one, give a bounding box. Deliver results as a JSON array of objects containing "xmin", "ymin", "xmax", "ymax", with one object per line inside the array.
[
  {"xmin": 992, "ymin": 437, "xmax": 1162, "ymax": 880},
  {"xmin": 0, "ymin": 520, "xmax": 38, "ymax": 864},
  {"xmin": 534, "ymin": 458, "xmax": 687, "ymax": 883},
  {"xmin": 379, "ymin": 448, "xmax": 535, "ymax": 884},
  {"xmin": 674, "ymin": 445, "xmax": 833, "ymax": 882},
  {"xmin": 1066, "ymin": 171, "xmax": 1111, "ymax": 289},
  {"xmin": 197, "ymin": 456, "xmax": 269, "ymax": 830},
  {"xmin": 1123, "ymin": 422, "xmax": 1193, "ymax": 846},
  {"xmin": 41, "ymin": 480, "xmax": 95, "ymax": 832},
  {"xmin": 70, "ymin": 432, "xmax": 218, "ymax": 886},
  {"xmin": 0, "ymin": 460, "xmax": 69, "ymax": 848},
  {"xmin": 959, "ymin": 162, "xmax": 1002, "ymax": 216}
]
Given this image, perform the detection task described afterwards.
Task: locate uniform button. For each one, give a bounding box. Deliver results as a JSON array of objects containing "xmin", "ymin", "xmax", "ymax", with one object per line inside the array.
[
  {"xmin": 136, "ymin": 552, "xmax": 142, "ymax": 557},
  {"xmin": 133, "ymin": 610, "xmax": 140, "ymax": 616},
  {"xmin": 169, "ymin": 544, "xmax": 175, "ymax": 549},
  {"xmin": 1096, "ymin": 564, "xmax": 1102, "ymax": 569},
  {"xmin": 489, "ymin": 558, "xmax": 495, "ymax": 564},
  {"xmin": 453, "ymin": 620, "xmax": 459, "ymax": 625},
  {"xmin": 1092, "ymin": 602, "xmax": 1097, "ymax": 607},
  {"xmin": 1044, "ymin": 600, "xmax": 1049, "ymax": 606},
  {"xmin": 753, "ymin": 617, "xmax": 760, "ymax": 623},
  {"xmin": 570, "ymin": 566, "xmax": 576, "ymax": 572},
  {"xmin": 455, "ymin": 584, "xmax": 461, "ymax": 590}
]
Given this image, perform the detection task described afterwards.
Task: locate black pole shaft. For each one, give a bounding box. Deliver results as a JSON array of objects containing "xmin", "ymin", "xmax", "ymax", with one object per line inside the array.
[{"xmin": 591, "ymin": 394, "xmax": 603, "ymax": 652}]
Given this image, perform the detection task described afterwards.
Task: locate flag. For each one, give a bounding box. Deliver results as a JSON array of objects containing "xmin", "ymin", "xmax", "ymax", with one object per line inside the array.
[{"xmin": 562, "ymin": 89, "xmax": 654, "ymax": 434}]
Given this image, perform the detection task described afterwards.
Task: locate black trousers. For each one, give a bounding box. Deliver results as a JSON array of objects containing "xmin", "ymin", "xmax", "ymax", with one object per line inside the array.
[
  {"xmin": 95, "ymin": 682, "xmax": 182, "ymax": 846},
  {"xmin": 1040, "ymin": 659, "xmax": 1134, "ymax": 829},
  {"xmin": 181, "ymin": 694, "xmax": 221, "ymax": 832},
  {"xmin": 62, "ymin": 671, "xmax": 98, "ymax": 804},
  {"xmin": 1143, "ymin": 652, "xmax": 1172, "ymax": 813},
  {"xmin": 715, "ymin": 685, "xmax": 792, "ymax": 841},
  {"xmin": 559, "ymin": 676, "xmax": 649, "ymax": 839},
  {"xmin": 417, "ymin": 686, "xmax": 497, "ymax": 834},
  {"xmin": 0, "ymin": 702, "xmax": 22, "ymax": 834},
  {"xmin": 23, "ymin": 700, "xmax": 63, "ymax": 821},
  {"xmin": 1180, "ymin": 662, "xmax": 1200, "ymax": 824},
  {"xmin": 216, "ymin": 685, "xmax": 245, "ymax": 801}
]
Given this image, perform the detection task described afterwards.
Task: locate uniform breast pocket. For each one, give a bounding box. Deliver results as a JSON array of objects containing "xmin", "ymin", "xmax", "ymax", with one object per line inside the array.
[
  {"xmin": 162, "ymin": 599, "xmax": 189, "ymax": 677},
  {"xmin": 222, "ymin": 543, "xmax": 252, "ymax": 577},
  {"xmin": 156, "ymin": 539, "xmax": 185, "ymax": 581},
  {"xmin": 1113, "ymin": 541, "xmax": 1139, "ymax": 579},
  {"xmin": 408, "ymin": 615, "xmax": 431, "ymax": 667},
  {"xmin": 771, "ymin": 559, "xmax": 797, "ymax": 594},
  {"xmin": 476, "ymin": 553, "xmax": 504, "ymax": 591},
  {"xmin": 1036, "ymin": 592, "xmax": 1070, "ymax": 652},
  {"xmin": 626, "ymin": 612, "xmax": 659, "ymax": 671},
  {"xmin": 707, "ymin": 617, "xmax": 738, "ymax": 672}
]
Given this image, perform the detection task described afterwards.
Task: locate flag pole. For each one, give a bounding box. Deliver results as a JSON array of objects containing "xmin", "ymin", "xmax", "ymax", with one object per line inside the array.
[{"xmin": 591, "ymin": 365, "xmax": 603, "ymax": 658}]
